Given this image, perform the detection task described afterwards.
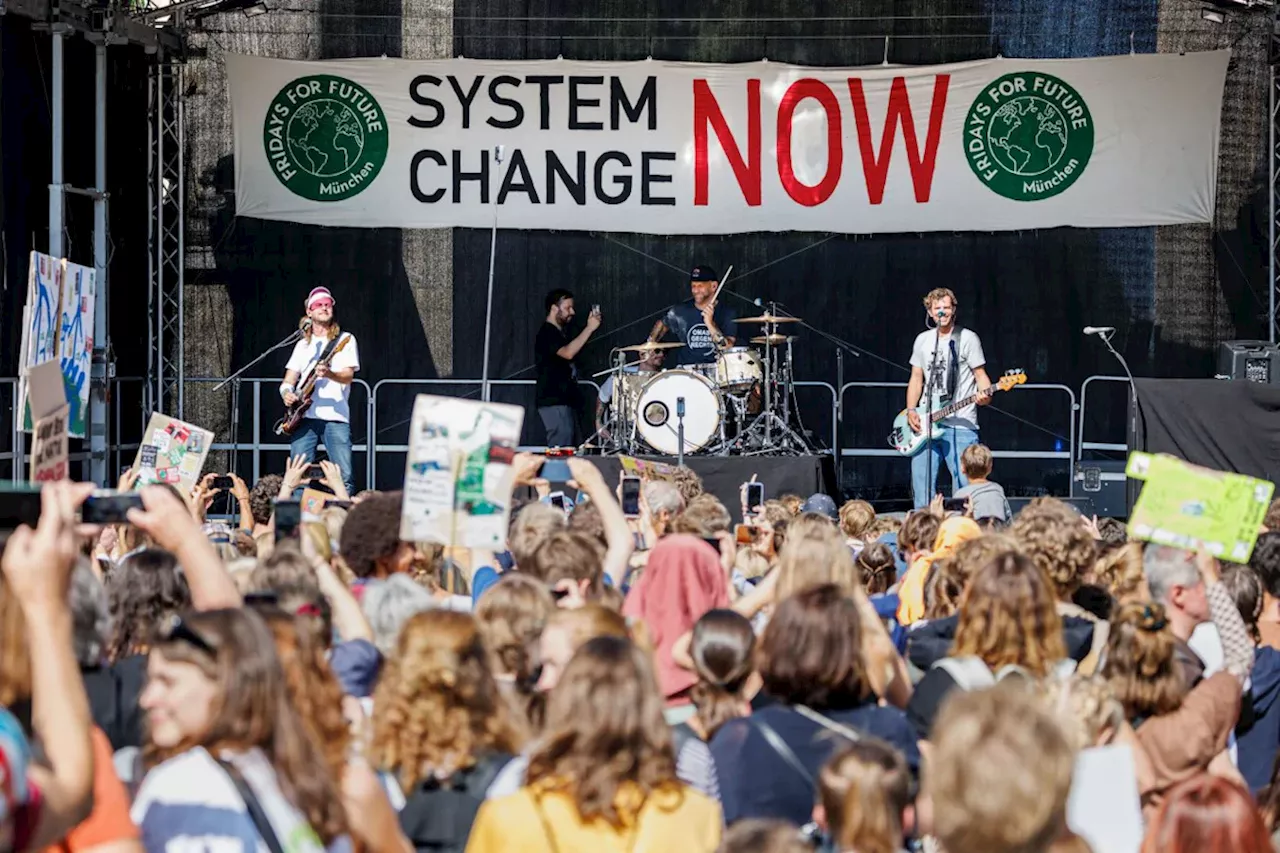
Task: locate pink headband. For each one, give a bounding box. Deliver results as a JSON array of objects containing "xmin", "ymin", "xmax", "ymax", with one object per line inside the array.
[{"xmin": 306, "ymin": 287, "xmax": 334, "ymax": 311}]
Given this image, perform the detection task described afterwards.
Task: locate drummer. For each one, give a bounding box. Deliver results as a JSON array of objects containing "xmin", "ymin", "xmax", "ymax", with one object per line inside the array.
[
  {"xmin": 647, "ymin": 264, "xmax": 738, "ymax": 368},
  {"xmin": 596, "ymin": 346, "xmax": 665, "ymax": 440}
]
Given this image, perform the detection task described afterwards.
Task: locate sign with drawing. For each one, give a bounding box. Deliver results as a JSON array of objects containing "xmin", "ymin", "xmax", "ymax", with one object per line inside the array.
[
  {"xmin": 131, "ymin": 413, "xmax": 215, "ymax": 496},
  {"xmin": 27, "ymin": 360, "xmax": 70, "ymax": 483},
  {"xmin": 17, "ymin": 252, "xmax": 95, "ymax": 438}
]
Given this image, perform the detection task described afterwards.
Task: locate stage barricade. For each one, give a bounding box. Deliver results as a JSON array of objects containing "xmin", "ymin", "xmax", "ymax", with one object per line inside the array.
[{"xmin": 837, "ymin": 381, "xmax": 1077, "ymax": 498}]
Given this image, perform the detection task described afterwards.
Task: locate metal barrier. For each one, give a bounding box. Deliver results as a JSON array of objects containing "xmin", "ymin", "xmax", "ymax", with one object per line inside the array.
[
  {"xmin": 794, "ymin": 381, "xmax": 840, "ymax": 457},
  {"xmin": 837, "ymin": 380, "xmax": 1078, "ymax": 494},
  {"xmin": 182, "ymin": 377, "xmax": 376, "ymax": 487},
  {"xmin": 1078, "ymin": 375, "xmax": 1131, "ymax": 458}
]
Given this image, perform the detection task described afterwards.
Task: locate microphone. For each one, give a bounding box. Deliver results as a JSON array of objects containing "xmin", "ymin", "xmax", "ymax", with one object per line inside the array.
[
  {"xmin": 1083, "ymin": 326, "xmax": 1115, "ymax": 336},
  {"xmin": 754, "ymin": 297, "xmax": 763, "ymax": 307},
  {"xmin": 301, "ymin": 318, "xmax": 312, "ymax": 333}
]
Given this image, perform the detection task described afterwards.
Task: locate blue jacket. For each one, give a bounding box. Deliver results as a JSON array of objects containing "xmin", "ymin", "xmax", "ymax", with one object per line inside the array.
[{"xmin": 1238, "ymin": 646, "xmax": 1280, "ymax": 793}]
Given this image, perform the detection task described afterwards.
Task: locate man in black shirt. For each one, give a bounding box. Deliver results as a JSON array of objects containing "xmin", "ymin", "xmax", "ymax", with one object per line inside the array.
[
  {"xmin": 535, "ymin": 288, "xmax": 601, "ymax": 447},
  {"xmin": 647, "ymin": 264, "xmax": 737, "ymax": 368}
]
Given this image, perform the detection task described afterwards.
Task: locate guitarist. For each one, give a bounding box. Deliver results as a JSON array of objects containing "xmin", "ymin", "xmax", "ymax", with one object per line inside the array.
[
  {"xmin": 906, "ymin": 288, "xmax": 991, "ymax": 509},
  {"xmin": 280, "ymin": 287, "xmax": 360, "ymax": 495}
]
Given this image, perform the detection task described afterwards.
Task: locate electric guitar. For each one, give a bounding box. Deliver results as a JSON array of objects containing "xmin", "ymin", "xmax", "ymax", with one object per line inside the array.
[
  {"xmin": 888, "ymin": 369, "xmax": 1027, "ymax": 456},
  {"xmin": 274, "ymin": 334, "xmax": 352, "ymax": 436}
]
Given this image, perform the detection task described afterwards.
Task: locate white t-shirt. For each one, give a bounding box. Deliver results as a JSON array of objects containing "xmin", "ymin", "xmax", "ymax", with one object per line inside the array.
[
  {"xmin": 286, "ymin": 332, "xmax": 360, "ymax": 423},
  {"xmin": 910, "ymin": 326, "xmax": 985, "ymax": 429}
]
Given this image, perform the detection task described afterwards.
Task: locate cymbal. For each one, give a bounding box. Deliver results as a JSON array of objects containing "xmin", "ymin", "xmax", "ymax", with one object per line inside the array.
[
  {"xmin": 737, "ymin": 313, "xmax": 801, "ymax": 324},
  {"xmin": 750, "ymin": 334, "xmax": 797, "ymax": 345},
  {"xmin": 619, "ymin": 340, "xmax": 684, "ymax": 353}
]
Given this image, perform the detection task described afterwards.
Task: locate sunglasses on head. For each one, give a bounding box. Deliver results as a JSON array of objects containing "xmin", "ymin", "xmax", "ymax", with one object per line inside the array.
[{"xmin": 157, "ymin": 614, "xmax": 217, "ymax": 658}]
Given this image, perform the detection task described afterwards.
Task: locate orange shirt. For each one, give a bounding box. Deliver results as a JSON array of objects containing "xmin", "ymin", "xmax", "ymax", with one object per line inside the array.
[{"xmin": 48, "ymin": 727, "xmax": 139, "ymax": 853}]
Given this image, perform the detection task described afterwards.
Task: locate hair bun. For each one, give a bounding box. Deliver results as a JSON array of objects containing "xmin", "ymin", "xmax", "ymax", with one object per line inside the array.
[{"xmin": 1138, "ymin": 604, "xmax": 1168, "ymax": 632}]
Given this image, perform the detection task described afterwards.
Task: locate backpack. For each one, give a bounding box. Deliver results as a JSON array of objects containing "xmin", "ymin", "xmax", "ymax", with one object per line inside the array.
[
  {"xmin": 398, "ymin": 752, "xmax": 514, "ymax": 853},
  {"xmin": 932, "ymin": 656, "xmax": 1076, "ymax": 691}
]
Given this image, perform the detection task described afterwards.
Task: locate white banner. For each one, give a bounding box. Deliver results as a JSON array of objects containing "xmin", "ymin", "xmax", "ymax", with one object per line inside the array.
[{"xmin": 228, "ymin": 51, "xmax": 1228, "ymax": 234}]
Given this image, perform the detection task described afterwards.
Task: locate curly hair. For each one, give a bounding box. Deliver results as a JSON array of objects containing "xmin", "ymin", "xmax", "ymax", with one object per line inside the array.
[
  {"xmin": 475, "ymin": 574, "xmax": 554, "ymax": 719},
  {"xmin": 148, "ymin": 608, "xmax": 348, "ymax": 845},
  {"xmin": 567, "ymin": 500, "xmax": 606, "ymax": 549},
  {"xmin": 1094, "ymin": 541, "xmax": 1147, "ymax": 603},
  {"xmin": 689, "ymin": 610, "xmax": 754, "ymax": 740},
  {"xmin": 1010, "ymin": 498, "xmax": 1096, "ymax": 600},
  {"xmin": 371, "ymin": 610, "xmax": 524, "ymax": 793},
  {"xmin": 1101, "ymin": 600, "xmax": 1186, "ymax": 720},
  {"xmin": 528, "ymin": 636, "xmax": 681, "ymax": 827},
  {"xmin": 107, "ymin": 548, "xmax": 191, "ymax": 660},
  {"xmin": 672, "ymin": 466, "xmax": 704, "ymax": 503},
  {"xmin": 684, "ymin": 494, "xmax": 731, "ymax": 533},
  {"xmin": 1221, "ymin": 564, "xmax": 1265, "ymax": 644},
  {"xmin": 339, "ymin": 491, "xmax": 405, "ymax": 578},
  {"xmin": 1041, "ymin": 674, "xmax": 1124, "ymax": 751},
  {"xmin": 838, "ymin": 500, "xmax": 876, "ymax": 541},
  {"xmin": 924, "ymin": 534, "xmax": 1023, "ymax": 621},
  {"xmin": 951, "ymin": 551, "xmax": 1066, "ymax": 677},
  {"xmin": 249, "ymin": 474, "xmax": 283, "ymax": 526},
  {"xmin": 259, "ymin": 610, "xmax": 351, "ymax": 802}
]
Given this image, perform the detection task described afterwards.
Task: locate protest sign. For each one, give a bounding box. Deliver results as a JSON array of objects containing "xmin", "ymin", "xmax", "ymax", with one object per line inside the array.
[
  {"xmin": 400, "ymin": 395, "xmax": 524, "ymax": 548},
  {"xmin": 27, "ymin": 360, "xmax": 69, "ymax": 483},
  {"xmin": 131, "ymin": 414, "xmax": 215, "ymax": 496},
  {"xmin": 1126, "ymin": 452, "xmax": 1273, "ymax": 563}
]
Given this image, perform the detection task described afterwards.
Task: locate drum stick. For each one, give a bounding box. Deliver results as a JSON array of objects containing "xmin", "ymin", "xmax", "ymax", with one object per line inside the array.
[{"xmin": 711, "ymin": 264, "xmax": 734, "ymax": 304}]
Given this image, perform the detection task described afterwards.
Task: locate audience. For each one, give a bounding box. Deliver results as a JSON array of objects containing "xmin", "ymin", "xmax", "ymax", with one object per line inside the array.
[{"xmin": 11, "ymin": 447, "xmax": 1280, "ymax": 853}]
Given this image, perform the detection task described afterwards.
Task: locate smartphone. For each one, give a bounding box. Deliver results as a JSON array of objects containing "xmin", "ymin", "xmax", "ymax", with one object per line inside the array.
[
  {"xmin": 540, "ymin": 457, "xmax": 572, "ymax": 483},
  {"xmin": 942, "ymin": 497, "xmax": 969, "ymax": 513},
  {"xmin": 549, "ymin": 492, "xmax": 568, "ymax": 514},
  {"xmin": 82, "ymin": 491, "xmax": 145, "ymax": 524},
  {"xmin": 620, "ymin": 475, "xmax": 642, "ymax": 517},
  {"xmin": 305, "ymin": 464, "xmax": 326, "ymax": 481},
  {"xmin": 735, "ymin": 523, "xmax": 760, "ymax": 546},
  {"xmin": 0, "ymin": 488, "xmax": 44, "ymax": 530},
  {"xmin": 745, "ymin": 481, "xmax": 765, "ymax": 513},
  {"xmin": 275, "ymin": 499, "xmax": 302, "ymax": 541},
  {"xmin": 210, "ymin": 475, "xmax": 234, "ymax": 490}
]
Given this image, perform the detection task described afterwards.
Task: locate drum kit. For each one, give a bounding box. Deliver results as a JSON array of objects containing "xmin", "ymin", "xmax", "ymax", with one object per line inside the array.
[{"xmin": 592, "ymin": 306, "xmax": 816, "ymax": 457}]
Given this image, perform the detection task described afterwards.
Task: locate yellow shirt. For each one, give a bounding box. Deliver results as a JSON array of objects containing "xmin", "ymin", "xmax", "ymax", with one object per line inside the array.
[{"xmin": 465, "ymin": 783, "xmax": 722, "ymax": 853}]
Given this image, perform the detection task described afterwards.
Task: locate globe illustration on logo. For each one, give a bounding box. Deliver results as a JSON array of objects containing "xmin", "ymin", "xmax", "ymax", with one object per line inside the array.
[
  {"xmin": 288, "ymin": 100, "xmax": 366, "ymax": 178},
  {"xmin": 264, "ymin": 75, "xmax": 389, "ymax": 203},
  {"xmin": 963, "ymin": 72, "xmax": 1093, "ymax": 202}
]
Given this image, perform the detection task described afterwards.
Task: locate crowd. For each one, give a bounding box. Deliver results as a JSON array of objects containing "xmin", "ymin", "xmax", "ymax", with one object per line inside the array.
[{"xmin": 6, "ymin": 441, "xmax": 1280, "ymax": 853}]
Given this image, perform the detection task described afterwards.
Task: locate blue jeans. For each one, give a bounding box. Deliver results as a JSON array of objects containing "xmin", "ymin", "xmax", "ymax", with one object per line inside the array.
[
  {"xmin": 290, "ymin": 418, "xmax": 354, "ymax": 495},
  {"xmin": 911, "ymin": 424, "xmax": 978, "ymax": 509}
]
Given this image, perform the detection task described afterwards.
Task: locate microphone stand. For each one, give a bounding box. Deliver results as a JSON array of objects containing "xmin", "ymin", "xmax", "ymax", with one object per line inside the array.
[
  {"xmin": 214, "ymin": 327, "xmax": 305, "ymax": 484},
  {"xmin": 926, "ymin": 322, "xmax": 942, "ymax": 504},
  {"xmin": 1095, "ymin": 328, "xmax": 1141, "ymax": 510}
]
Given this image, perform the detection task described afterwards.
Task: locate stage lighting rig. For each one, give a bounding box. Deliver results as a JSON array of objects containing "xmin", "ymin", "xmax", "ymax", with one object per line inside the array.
[{"xmin": 132, "ymin": 0, "xmax": 270, "ymax": 25}]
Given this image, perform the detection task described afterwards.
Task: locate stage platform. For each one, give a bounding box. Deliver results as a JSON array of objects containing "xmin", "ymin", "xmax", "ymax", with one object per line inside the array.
[{"xmin": 587, "ymin": 454, "xmax": 837, "ymax": 514}]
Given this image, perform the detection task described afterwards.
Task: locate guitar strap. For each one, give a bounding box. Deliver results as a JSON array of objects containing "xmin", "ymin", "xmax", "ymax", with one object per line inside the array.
[{"xmin": 299, "ymin": 333, "xmax": 344, "ymax": 385}]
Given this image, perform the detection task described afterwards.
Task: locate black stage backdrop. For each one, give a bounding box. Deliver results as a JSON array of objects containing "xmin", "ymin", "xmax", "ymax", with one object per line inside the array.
[{"xmin": 1131, "ymin": 378, "xmax": 1280, "ymax": 489}]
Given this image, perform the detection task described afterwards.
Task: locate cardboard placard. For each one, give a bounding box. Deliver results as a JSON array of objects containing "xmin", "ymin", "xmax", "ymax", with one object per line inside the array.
[
  {"xmin": 400, "ymin": 395, "xmax": 524, "ymax": 548},
  {"xmin": 27, "ymin": 360, "xmax": 69, "ymax": 483},
  {"xmin": 131, "ymin": 413, "xmax": 215, "ymax": 496},
  {"xmin": 1126, "ymin": 452, "xmax": 1274, "ymax": 563}
]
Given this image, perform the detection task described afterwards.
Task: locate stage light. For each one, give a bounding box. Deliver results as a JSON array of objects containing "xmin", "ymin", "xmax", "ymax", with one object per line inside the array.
[{"xmin": 243, "ymin": 2, "xmax": 268, "ymax": 17}]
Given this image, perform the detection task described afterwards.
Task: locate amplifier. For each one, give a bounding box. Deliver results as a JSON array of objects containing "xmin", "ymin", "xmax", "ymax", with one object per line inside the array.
[{"xmin": 1217, "ymin": 341, "xmax": 1280, "ymax": 385}]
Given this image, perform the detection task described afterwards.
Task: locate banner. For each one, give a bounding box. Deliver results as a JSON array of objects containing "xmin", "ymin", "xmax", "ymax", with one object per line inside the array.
[
  {"xmin": 27, "ymin": 360, "xmax": 69, "ymax": 483},
  {"xmin": 228, "ymin": 51, "xmax": 1228, "ymax": 235}
]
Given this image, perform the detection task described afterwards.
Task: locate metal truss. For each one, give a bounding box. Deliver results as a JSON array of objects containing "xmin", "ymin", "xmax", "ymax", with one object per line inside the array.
[
  {"xmin": 1272, "ymin": 3, "xmax": 1280, "ymax": 342},
  {"xmin": 147, "ymin": 59, "xmax": 184, "ymax": 419}
]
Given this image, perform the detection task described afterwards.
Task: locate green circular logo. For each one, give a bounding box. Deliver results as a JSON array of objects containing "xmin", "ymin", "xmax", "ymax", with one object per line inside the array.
[
  {"xmin": 263, "ymin": 75, "xmax": 389, "ymax": 202},
  {"xmin": 963, "ymin": 72, "xmax": 1093, "ymax": 202}
]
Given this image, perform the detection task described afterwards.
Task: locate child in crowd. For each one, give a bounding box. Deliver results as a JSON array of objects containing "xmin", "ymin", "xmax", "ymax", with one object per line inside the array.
[{"xmin": 952, "ymin": 443, "xmax": 1012, "ymax": 524}]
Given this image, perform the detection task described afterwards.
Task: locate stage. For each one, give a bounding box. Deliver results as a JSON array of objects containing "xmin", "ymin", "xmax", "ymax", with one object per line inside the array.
[{"xmin": 586, "ymin": 453, "xmax": 837, "ymax": 513}]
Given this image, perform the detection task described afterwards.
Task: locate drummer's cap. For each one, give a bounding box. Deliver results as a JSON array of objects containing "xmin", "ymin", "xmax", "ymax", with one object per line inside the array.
[{"xmin": 690, "ymin": 265, "xmax": 719, "ymax": 282}]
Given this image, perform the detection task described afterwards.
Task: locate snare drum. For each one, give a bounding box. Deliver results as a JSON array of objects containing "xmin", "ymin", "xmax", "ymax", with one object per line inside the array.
[
  {"xmin": 634, "ymin": 370, "xmax": 721, "ymax": 455},
  {"xmin": 715, "ymin": 347, "xmax": 763, "ymax": 390},
  {"xmin": 687, "ymin": 362, "xmax": 719, "ymax": 383}
]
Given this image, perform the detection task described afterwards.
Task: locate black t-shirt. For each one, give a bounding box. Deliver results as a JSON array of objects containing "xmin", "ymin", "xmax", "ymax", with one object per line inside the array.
[
  {"xmin": 535, "ymin": 321, "xmax": 579, "ymax": 408},
  {"xmin": 662, "ymin": 300, "xmax": 738, "ymax": 366}
]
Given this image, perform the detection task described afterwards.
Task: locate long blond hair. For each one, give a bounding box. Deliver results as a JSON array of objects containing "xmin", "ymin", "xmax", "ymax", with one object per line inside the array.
[{"xmin": 300, "ymin": 315, "xmax": 341, "ymax": 343}]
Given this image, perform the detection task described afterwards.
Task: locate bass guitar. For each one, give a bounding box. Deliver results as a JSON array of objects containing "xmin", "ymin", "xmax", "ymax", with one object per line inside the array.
[
  {"xmin": 274, "ymin": 334, "xmax": 352, "ymax": 436},
  {"xmin": 888, "ymin": 369, "xmax": 1027, "ymax": 456}
]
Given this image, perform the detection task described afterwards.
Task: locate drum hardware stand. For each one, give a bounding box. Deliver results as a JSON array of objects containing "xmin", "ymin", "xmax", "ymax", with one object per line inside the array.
[{"xmin": 676, "ymin": 396, "xmax": 686, "ymax": 466}]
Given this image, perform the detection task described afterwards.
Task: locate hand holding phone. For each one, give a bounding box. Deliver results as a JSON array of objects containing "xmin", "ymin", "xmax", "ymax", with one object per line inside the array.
[
  {"xmin": 620, "ymin": 475, "xmax": 642, "ymax": 518},
  {"xmin": 275, "ymin": 499, "xmax": 302, "ymax": 541},
  {"xmin": 81, "ymin": 491, "xmax": 146, "ymax": 525},
  {"xmin": 745, "ymin": 481, "xmax": 765, "ymax": 515}
]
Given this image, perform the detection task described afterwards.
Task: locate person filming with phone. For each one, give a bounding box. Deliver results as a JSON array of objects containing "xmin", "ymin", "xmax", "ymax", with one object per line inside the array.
[{"xmin": 535, "ymin": 288, "xmax": 602, "ymax": 448}]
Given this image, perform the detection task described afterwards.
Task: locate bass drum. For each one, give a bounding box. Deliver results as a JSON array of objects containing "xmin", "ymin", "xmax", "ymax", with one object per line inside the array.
[{"xmin": 635, "ymin": 370, "xmax": 721, "ymax": 455}]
